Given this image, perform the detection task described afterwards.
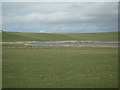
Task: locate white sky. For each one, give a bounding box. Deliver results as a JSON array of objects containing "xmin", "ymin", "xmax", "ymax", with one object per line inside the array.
[
  {"xmin": 1, "ymin": 0, "xmax": 119, "ymax": 33},
  {"xmin": 1, "ymin": 0, "xmax": 119, "ymax": 2}
]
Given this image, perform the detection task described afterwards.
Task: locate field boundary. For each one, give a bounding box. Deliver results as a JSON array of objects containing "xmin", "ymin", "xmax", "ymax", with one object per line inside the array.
[
  {"xmin": 1, "ymin": 41, "xmax": 120, "ymax": 44},
  {"xmin": 2, "ymin": 45, "xmax": 120, "ymax": 48}
]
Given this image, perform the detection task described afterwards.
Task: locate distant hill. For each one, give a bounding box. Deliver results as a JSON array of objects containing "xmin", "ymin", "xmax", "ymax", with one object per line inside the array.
[{"xmin": 2, "ymin": 32, "xmax": 119, "ymax": 42}]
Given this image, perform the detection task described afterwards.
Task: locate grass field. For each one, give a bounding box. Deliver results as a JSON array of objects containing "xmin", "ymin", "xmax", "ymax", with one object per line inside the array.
[
  {"xmin": 2, "ymin": 32, "xmax": 119, "ymax": 42},
  {"xmin": 2, "ymin": 45, "xmax": 118, "ymax": 88},
  {"xmin": 2, "ymin": 32, "xmax": 119, "ymax": 88}
]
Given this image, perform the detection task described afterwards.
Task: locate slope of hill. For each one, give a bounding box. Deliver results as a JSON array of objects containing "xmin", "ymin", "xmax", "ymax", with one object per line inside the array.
[{"xmin": 2, "ymin": 32, "xmax": 119, "ymax": 42}]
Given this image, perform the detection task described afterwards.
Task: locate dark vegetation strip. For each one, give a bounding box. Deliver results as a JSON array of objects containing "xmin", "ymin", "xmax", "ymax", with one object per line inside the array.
[{"xmin": 2, "ymin": 44, "xmax": 119, "ymax": 49}]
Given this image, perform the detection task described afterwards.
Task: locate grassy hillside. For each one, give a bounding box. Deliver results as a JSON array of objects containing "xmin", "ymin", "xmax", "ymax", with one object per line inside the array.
[{"xmin": 2, "ymin": 32, "xmax": 119, "ymax": 42}]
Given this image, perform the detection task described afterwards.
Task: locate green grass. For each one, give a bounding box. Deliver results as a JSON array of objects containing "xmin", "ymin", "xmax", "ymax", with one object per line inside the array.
[
  {"xmin": 2, "ymin": 31, "xmax": 119, "ymax": 88},
  {"xmin": 2, "ymin": 45, "xmax": 118, "ymax": 88},
  {"xmin": 0, "ymin": 44, "xmax": 1, "ymax": 89},
  {"xmin": 2, "ymin": 32, "xmax": 119, "ymax": 42}
]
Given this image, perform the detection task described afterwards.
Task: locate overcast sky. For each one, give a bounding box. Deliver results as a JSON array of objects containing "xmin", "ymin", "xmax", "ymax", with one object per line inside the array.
[{"xmin": 2, "ymin": 2, "xmax": 118, "ymax": 33}]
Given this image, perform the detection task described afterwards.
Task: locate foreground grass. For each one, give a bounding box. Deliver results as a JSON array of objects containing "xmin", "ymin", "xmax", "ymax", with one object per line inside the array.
[
  {"xmin": 2, "ymin": 45, "xmax": 118, "ymax": 88},
  {"xmin": 2, "ymin": 32, "xmax": 119, "ymax": 42}
]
